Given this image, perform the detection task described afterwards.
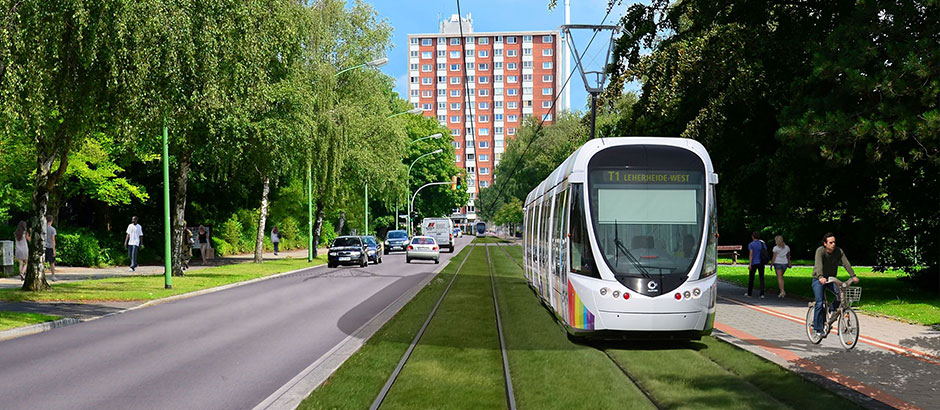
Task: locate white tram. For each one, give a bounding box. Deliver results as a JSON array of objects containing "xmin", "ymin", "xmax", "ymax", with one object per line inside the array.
[
  {"xmin": 523, "ymin": 137, "xmax": 719, "ymax": 339},
  {"xmin": 475, "ymin": 221, "xmax": 487, "ymax": 237}
]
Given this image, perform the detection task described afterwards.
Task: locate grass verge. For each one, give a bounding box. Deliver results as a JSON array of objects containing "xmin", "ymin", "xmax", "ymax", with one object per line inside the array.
[
  {"xmin": 718, "ymin": 265, "xmax": 939, "ymax": 326},
  {"xmin": 0, "ymin": 311, "xmax": 61, "ymax": 331},
  {"xmin": 0, "ymin": 257, "xmax": 325, "ymax": 302}
]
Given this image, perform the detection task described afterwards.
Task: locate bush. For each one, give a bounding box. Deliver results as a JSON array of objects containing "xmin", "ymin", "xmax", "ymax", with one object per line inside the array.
[
  {"xmin": 56, "ymin": 232, "xmax": 101, "ymax": 267},
  {"xmin": 218, "ymin": 214, "xmax": 244, "ymax": 252},
  {"xmin": 212, "ymin": 237, "xmax": 236, "ymax": 257},
  {"xmin": 320, "ymin": 220, "xmax": 337, "ymax": 246}
]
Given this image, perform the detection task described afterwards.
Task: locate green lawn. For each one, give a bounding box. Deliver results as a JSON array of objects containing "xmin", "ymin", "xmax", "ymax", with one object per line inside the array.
[
  {"xmin": 0, "ymin": 311, "xmax": 61, "ymax": 331},
  {"xmin": 718, "ymin": 265, "xmax": 940, "ymax": 326},
  {"xmin": 0, "ymin": 257, "xmax": 325, "ymax": 302}
]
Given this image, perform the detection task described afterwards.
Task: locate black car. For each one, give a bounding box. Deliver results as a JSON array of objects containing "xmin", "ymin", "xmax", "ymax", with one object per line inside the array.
[
  {"xmin": 327, "ymin": 236, "xmax": 368, "ymax": 268},
  {"xmin": 361, "ymin": 235, "xmax": 383, "ymax": 264},
  {"xmin": 384, "ymin": 230, "xmax": 409, "ymax": 254}
]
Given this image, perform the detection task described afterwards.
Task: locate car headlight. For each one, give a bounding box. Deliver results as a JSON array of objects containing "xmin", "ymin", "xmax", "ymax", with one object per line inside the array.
[
  {"xmin": 367, "ymin": 250, "xmax": 375, "ymax": 255},
  {"xmin": 328, "ymin": 252, "xmax": 337, "ymax": 256},
  {"xmin": 384, "ymin": 241, "xmax": 389, "ymax": 245},
  {"xmin": 351, "ymin": 251, "xmax": 360, "ymax": 256}
]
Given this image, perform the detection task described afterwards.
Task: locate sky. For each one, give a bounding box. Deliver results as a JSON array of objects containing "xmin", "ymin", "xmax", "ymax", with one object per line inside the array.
[{"xmin": 361, "ymin": 0, "xmax": 628, "ymax": 113}]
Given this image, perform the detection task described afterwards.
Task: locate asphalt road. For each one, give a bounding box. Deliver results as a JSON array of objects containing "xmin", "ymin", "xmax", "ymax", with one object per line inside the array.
[{"xmin": 0, "ymin": 236, "xmax": 473, "ymax": 410}]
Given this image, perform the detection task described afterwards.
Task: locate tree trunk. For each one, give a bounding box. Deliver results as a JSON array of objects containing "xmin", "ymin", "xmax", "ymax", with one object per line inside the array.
[
  {"xmin": 311, "ymin": 200, "xmax": 325, "ymax": 258},
  {"xmin": 253, "ymin": 174, "xmax": 271, "ymax": 264},
  {"xmin": 336, "ymin": 211, "xmax": 346, "ymax": 236},
  {"xmin": 22, "ymin": 147, "xmax": 69, "ymax": 291},
  {"xmin": 171, "ymin": 149, "xmax": 191, "ymax": 277}
]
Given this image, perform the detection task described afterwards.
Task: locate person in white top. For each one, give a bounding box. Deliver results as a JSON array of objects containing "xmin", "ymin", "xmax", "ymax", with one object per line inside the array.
[
  {"xmin": 772, "ymin": 235, "xmax": 791, "ymax": 298},
  {"xmin": 124, "ymin": 216, "xmax": 144, "ymax": 272}
]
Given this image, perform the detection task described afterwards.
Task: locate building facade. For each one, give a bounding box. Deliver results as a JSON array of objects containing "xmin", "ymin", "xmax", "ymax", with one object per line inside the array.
[{"xmin": 407, "ymin": 14, "xmax": 560, "ymax": 226}]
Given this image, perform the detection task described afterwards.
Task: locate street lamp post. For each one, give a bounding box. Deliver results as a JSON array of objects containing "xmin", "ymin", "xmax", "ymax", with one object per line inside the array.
[
  {"xmin": 410, "ymin": 181, "xmax": 453, "ymax": 235},
  {"xmin": 308, "ymin": 56, "xmax": 388, "ymax": 260},
  {"xmin": 406, "ymin": 148, "xmax": 443, "ymax": 237}
]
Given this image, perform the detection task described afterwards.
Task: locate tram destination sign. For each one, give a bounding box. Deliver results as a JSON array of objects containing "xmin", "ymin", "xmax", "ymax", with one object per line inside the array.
[{"xmin": 593, "ymin": 169, "xmax": 702, "ymax": 185}]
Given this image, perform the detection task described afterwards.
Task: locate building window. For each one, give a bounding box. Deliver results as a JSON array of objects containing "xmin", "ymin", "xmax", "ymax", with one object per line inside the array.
[
  {"xmin": 480, "ymin": 167, "xmax": 490, "ymax": 174},
  {"xmin": 506, "ymin": 36, "xmax": 517, "ymax": 44},
  {"xmin": 422, "ymin": 90, "xmax": 432, "ymax": 97},
  {"xmin": 495, "ymin": 114, "xmax": 504, "ymax": 121},
  {"xmin": 478, "ymin": 50, "xmax": 488, "ymax": 58},
  {"xmin": 507, "ymin": 75, "xmax": 518, "ymax": 83},
  {"xmin": 494, "ymin": 49, "xmax": 503, "ymax": 56},
  {"xmin": 450, "ymin": 64, "xmax": 460, "ymax": 71},
  {"xmin": 523, "ymin": 48, "xmax": 532, "ymax": 56},
  {"xmin": 450, "ymin": 37, "xmax": 461, "ymax": 45},
  {"xmin": 455, "ymin": 154, "xmax": 461, "ymax": 163},
  {"xmin": 437, "ymin": 50, "xmax": 446, "ymax": 57},
  {"xmin": 542, "ymin": 100, "xmax": 552, "ymax": 108},
  {"xmin": 450, "ymin": 103, "xmax": 461, "ymax": 110},
  {"xmin": 453, "ymin": 141, "xmax": 460, "ymax": 149},
  {"xmin": 508, "ymin": 114, "xmax": 518, "ymax": 122},
  {"xmin": 507, "ymin": 49, "xmax": 517, "ymax": 57},
  {"xmin": 437, "ymin": 102, "xmax": 446, "ymax": 109},
  {"xmin": 478, "ymin": 63, "xmax": 489, "ymax": 71},
  {"xmin": 467, "ymin": 37, "xmax": 474, "ymax": 44},
  {"xmin": 494, "ymin": 62, "xmax": 503, "ymax": 69},
  {"xmin": 479, "ymin": 76, "xmax": 489, "ymax": 84},
  {"xmin": 495, "ymin": 36, "xmax": 503, "ymax": 43},
  {"xmin": 523, "ymin": 35, "xmax": 532, "ymax": 42},
  {"xmin": 542, "ymin": 114, "xmax": 553, "ymax": 121},
  {"xmin": 480, "ymin": 181, "xmax": 489, "ymax": 188},
  {"xmin": 450, "ymin": 115, "xmax": 460, "ymax": 123},
  {"xmin": 450, "ymin": 77, "xmax": 461, "ymax": 84},
  {"xmin": 508, "ymin": 128, "xmax": 516, "ymax": 135},
  {"xmin": 507, "ymin": 62, "xmax": 517, "ymax": 70},
  {"xmin": 410, "ymin": 51, "xmax": 418, "ymax": 58},
  {"xmin": 495, "ymin": 139, "xmax": 504, "ymax": 148},
  {"xmin": 494, "ymin": 75, "xmax": 503, "ymax": 82},
  {"xmin": 479, "ymin": 115, "xmax": 489, "ymax": 122},
  {"xmin": 420, "ymin": 77, "xmax": 431, "ymax": 85},
  {"xmin": 436, "ymin": 63, "xmax": 445, "ymax": 70},
  {"xmin": 411, "ymin": 37, "xmax": 419, "ymax": 45},
  {"xmin": 495, "ymin": 127, "xmax": 503, "ymax": 134},
  {"xmin": 507, "ymin": 88, "xmax": 518, "ymax": 96},
  {"xmin": 478, "ymin": 128, "xmax": 489, "ymax": 136},
  {"xmin": 479, "ymin": 37, "xmax": 489, "ymax": 44},
  {"xmin": 542, "ymin": 74, "xmax": 553, "ymax": 82},
  {"xmin": 479, "ymin": 102, "xmax": 489, "ymax": 109},
  {"xmin": 478, "ymin": 89, "xmax": 489, "ymax": 97},
  {"xmin": 465, "ymin": 62, "xmax": 473, "ymax": 70},
  {"xmin": 542, "ymin": 87, "xmax": 553, "ymax": 95},
  {"xmin": 438, "ymin": 37, "xmax": 446, "ymax": 44},
  {"xmin": 507, "ymin": 101, "xmax": 517, "ymax": 109},
  {"xmin": 450, "ymin": 51, "xmax": 460, "ymax": 58},
  {"xmin": 494, "ymin": 101, "xmax": 503, "ymax": 108},
  {"xmin": 523, "ymin": 87, "xmax": 533, "ymax": 95},
  {"xmin": 467, "ymin": 75, "xmax": 474, "ymax": 83},
  {"xmin": 421, "ymin": 51, "xmax": 431, "ymax": 59},
  {"xmin": 422, "ymin": 38, "xmax": 432, "ymax": 46},
  {"xmin": 466, "ymin": 153, "xmax": 475, "ymax": 160},
  {"xmin": 542, "ymin": 61, "xmax": 554, "ymax": 69},
  {"xmin": 410, "ymin": 89, "xmax": 419, "ymax": 96},
  {"xmin": 450, "ymin": 89, "xmax": 461, "ymax": 97},
  {"xmin": 479, "ymin": 140, "xmax": 489, "ymax": 148},
  {"xmin": 480, "ymin": 154, "xmax": 490, "ymax": 162},
  {"xmin": 522, "ymin": 61, "xmax": 533, "ymax": 69},
  {"xmin": 523, "ymin": 74, "xmax": 533, "ymax": 82},
  {"xmin": 542, "ymin": 35, "xmax": 553, "ymax": 43},
  {"xmin": 542, "ymin": 48, "xmax": 553, "ymax": 56},
  {"xmin": 452, "ymin": 128, "xmax": 460, "ymax": 136},
  {"xmin": 422, "ymin": 103, "xmax": 432, "ymax": 110},
  {"xmin": 466, "ymin": 50, "xmax": 473, "ymax": 57},
  {"xmin": 422, "ymin": 64, "xmax": 432, "ymax": 72},
  {"xmin": 437, "ymin": 76, "xmax": 446, "ymax": 82}
]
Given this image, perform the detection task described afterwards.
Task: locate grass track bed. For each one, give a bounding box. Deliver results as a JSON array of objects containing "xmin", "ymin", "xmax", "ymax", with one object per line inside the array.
[{"xmin": 302, "ymin": 240, "xmax": 864, "ymax": 409}]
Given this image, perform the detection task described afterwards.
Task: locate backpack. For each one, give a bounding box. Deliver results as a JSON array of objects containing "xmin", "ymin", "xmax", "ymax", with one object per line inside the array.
[{"xmin": 759, "ymin": 240, "xmax": 770, "ymax": 265}]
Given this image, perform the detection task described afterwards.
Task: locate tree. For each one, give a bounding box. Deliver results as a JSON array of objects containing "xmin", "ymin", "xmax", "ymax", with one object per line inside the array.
[{"xmin": 494, "ymin": 198, "xmax": 523, "ymax": 236}]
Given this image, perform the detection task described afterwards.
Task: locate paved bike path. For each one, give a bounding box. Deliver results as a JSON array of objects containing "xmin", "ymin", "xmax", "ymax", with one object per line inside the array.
[{"xmin": 714, "ymin": 280, "xmax": 940, "ymax": 410}]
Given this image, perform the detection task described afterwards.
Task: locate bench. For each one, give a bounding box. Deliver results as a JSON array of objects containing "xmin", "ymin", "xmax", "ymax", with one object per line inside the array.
[{"xmin": 717, "ymin": 245, "xmax": 742, "ymax": 264}]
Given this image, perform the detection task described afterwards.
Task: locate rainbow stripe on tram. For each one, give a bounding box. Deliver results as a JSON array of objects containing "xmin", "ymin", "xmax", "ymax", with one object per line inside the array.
[{"xmin": 567, "ymin": 280, "xmax": 595, "ymax": 330}]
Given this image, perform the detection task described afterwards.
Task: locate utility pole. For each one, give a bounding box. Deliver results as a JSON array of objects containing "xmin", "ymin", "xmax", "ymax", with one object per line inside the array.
[
  {"xmin": 307, "ymin": 162, "xmax": 313, "ymax": 262},
  {"xmin": 364, "ymin": 183, "xmax": 369, "ymax": 235},
  {"xmin": 162, "ymin": 117, "xmax": 171, "ymax": 289}
]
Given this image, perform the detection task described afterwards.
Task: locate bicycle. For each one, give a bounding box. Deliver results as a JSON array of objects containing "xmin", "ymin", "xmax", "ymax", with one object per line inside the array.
[{"xmin": 805, "ymin": 276, "xmax": 862, "ymax": 350}]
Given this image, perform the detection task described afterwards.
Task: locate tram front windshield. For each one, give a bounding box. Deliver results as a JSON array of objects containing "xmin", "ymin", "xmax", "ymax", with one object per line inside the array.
[{"xmin": 588, "ymin": 145, "xmax": 706, "ymax": 277}]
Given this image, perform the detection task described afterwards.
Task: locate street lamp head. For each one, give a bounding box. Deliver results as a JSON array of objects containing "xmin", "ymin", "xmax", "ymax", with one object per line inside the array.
[
  {"xmin": 366, "ymin": 57, "xmax": 389, "ymax": 68},
  {"xmin": 407, "ymin": 107, "xmax": 424, "ymax": 114},
  {"xmin": 429, "ymin": 133, "xmax": 442, "ymax": 139},
  {"xmin": 432, "ymin": 148, "xmax": 443, "ymax": 154}
]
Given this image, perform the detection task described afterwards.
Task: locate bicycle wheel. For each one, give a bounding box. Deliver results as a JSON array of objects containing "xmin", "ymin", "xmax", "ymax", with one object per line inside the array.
[
  {"xmin": 806, "ymin": 306, "xmax": 823, "ymax": 344},
  {"xmin": 838, "ymin": 308, "xmax": 860, "ymax": 350}
]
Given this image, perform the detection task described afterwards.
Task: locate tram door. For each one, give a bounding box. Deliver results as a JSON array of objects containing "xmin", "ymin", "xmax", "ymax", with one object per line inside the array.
[{"xmin": 553, "ymin": 188, "xmax": 569, "ymax": 313}]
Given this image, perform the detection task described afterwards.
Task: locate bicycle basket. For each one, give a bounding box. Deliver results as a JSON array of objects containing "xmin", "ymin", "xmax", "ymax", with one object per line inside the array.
[{"xmin": 845, "ymin": 286, "xmax": 862, "ymax": 306}]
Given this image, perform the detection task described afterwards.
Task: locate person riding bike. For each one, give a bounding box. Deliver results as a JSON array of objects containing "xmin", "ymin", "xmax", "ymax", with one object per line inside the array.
[{"xmin": 812, "ymin": 232, "xmax": 860, "ymax": 338}]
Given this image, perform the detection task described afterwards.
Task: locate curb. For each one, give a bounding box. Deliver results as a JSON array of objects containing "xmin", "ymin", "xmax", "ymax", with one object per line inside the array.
[
  {"xmin": 253, "ymin": 249, "xmax": 461, "ymax": 410},
  {"xmin": 0, "ymin": 262, "xmax": 328, "ymax": 341}
]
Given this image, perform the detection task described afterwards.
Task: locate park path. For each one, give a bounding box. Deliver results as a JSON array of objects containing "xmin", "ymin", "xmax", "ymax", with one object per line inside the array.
[{"xmin": 714, "ymin": 280, "xmax": 940, "ymax": 410}]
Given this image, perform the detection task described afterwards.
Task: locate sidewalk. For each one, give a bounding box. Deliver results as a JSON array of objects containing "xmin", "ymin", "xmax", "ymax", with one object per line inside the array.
[
  {"xmin": 714, "ymin": 279, "xmax": 940, "ymax": 410},
  {"xmin": 0, "ymin": 247, "xmax": 324, "ymax": 290}
]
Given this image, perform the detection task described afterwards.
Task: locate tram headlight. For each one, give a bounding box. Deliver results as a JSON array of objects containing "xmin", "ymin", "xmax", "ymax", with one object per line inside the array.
[
  {"xmin": 612, "ymin": 290, "xmax": 621, "ymax": 299},
  {"xmin": 683, "ymin": 290, "xmax": 692, "ymax": 300},
  {"xmin": 692, "ymin": 288, "xmax": 702, "ymax": 298},
  {"xmin": 599, "ymin": 287, "xmax": 609, "ymax": 296}
]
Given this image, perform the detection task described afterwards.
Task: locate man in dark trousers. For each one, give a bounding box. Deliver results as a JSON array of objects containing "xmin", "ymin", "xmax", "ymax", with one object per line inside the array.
[
  {"xmin": 124, "ymin": 216, "xmax": 143, "ymax": 272},
  {"xmin": 746, "ymin": 231, "xmax": 767, "ymax": 298}
]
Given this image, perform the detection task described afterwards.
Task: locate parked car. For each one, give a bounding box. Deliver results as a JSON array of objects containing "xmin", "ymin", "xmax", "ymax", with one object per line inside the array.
[
  {"xmin": 361, "ymin": 235, "xmax": 383, "ymax": 264},
  {"xmin": 384, "ymin": 230, "xmax": 409, "ymax": 254},
  {"xmin": 453, "ymin": 228, "xmax": 462, "ymax": 238},
  {"xmin": 327, "ymin": 236, "xmax": 368, "ymax": 268},
  {"xmin": 406, "ymin": 236, "xmax": 440, "ymax": 264},
  {"xmin": 422, "ymin": 217, "xmax": 454, "ymax": 252}
]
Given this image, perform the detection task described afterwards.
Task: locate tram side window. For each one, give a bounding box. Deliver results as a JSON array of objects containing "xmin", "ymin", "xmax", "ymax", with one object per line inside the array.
[{"xmin": 569, "ymin": 184, "xmax": 599, "ymax": 278}]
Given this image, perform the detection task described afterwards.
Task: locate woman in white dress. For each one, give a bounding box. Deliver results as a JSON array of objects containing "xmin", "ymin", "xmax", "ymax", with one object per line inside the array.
[
  {"xmin": 772, "ymin": 235, "xmax": 792, "ymax": 297},
  {"xmin": 14, "ymin": 221, "xmax": 30, "ymax": 280}
]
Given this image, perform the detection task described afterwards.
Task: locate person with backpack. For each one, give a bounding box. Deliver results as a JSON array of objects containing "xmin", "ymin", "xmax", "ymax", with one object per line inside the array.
[{"xmin": 746, "ymin": 231, "xmax": 768, "ymax": 298}]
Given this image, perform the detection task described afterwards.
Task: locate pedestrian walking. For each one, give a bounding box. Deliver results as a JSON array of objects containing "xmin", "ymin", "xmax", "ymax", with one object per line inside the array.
[
  {"xmin": 13, "ymin": 221, "xmax": 30, "ymax": 280},
  {"xmin": 772, "ymin": 235, "xmax": 791, "ymax": 298},
  {"xmin": 198, "ymin": 225, "xmax": 209, "ymax": 264},
  {"xmin": 182, "ymin": 224, "xmax": 193, "ymax": 270},
  {"xmin": 44, "ymin": 215, "xmax": 57, "ymax": 281},
  {"xmin": 271, "ymin": 226, "xmax": 280, "ymax": 256},
  {"xmin": 746, "ymin": 231, "xmax": 767, "ymax": 298},
  {"xmin": 124, "ymin": 216, "xmax": 143, "ymax": 272}
]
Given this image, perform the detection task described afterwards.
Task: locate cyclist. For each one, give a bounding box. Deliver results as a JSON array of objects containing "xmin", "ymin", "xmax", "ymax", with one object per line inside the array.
[{"xmin": 812, "ymin": 232, "xmax": 859, "ymax": 338}]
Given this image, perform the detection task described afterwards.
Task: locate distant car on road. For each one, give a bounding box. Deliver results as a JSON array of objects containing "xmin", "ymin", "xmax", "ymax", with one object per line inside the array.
[
  {"xmin": 422, "ymin": 217, "xmax": 454, "ymax": 252},
  {"xmin": 406, "ymin": 236, "xmax": 440, "ymax": 264},
  {"xmin": 384, "ymin": 230, "xmax": 409, "ymax": 254},
  {"xmin": 327, "ymin": 236, "xmax": 368, "ymax": 268},
  {"xmin": 361, "ymin": 235, "xmax": 383, "ymax": 264},
  {"xmin": 453, "ymin": 228, "xmax": 462, "ymax": 238}
]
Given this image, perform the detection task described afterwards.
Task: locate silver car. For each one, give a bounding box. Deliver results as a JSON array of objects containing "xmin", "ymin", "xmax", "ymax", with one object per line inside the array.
[{"xmin": 406, "ymin": 236, "xmax": 440, "ymax": 264}]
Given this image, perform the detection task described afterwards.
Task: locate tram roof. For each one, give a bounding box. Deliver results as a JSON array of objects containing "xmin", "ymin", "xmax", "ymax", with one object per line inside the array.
[{"xmin": 524, "ymin": 137, "xmax": 713, "ymax": 207}]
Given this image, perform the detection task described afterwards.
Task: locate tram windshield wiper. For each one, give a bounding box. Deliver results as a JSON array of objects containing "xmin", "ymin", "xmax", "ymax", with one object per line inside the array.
[{"xmin": 614, "ymin": 238, "xmax": 651, "ymax": 279}]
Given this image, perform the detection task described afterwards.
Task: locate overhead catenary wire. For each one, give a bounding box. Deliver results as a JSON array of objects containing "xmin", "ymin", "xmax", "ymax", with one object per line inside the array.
[
  {"xmin": 456, "ymin": 0, "xmax": 480, "ymax": 212},
  {"xmin": 483, "ymin": 4, "xmax": 619, "ymax": 214}
]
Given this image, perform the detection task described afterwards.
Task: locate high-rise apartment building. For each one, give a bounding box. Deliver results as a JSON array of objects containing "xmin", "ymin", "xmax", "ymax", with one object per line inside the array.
[{"xmin": 407, "ymin": 14, "xmax": 561, "ymax": 225}]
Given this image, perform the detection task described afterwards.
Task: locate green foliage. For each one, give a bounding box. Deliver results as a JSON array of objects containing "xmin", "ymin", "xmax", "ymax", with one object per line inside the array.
[
  {"xmin": 494, "ymin": 198, "xmax": 524, "ymax": 229},
  {"xmin": 212, "ymin": 237, "xmax": 236, "ymax": 257},
  {"xmin": 319, "ymin": 220, "xmax": 337, "ymax": 246},
  {"xmin": 56, "ymin": 232, "xmax": 105, "ymax": 267},
  {"xmin": 219, "ymin": 214, "xmax": 245, "ymax": 252}
]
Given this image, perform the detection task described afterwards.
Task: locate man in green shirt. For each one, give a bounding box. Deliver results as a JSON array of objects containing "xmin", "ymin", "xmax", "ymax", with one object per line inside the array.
[{"xmin": 811, "ymin": 233, "xmax": 859, "ymax": 337}]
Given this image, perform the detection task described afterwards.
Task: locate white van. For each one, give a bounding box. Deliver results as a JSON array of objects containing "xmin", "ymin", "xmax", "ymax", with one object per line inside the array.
[{"xmin": 421, "ymin": 218, "xmax": 454, "ymax": 252}]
